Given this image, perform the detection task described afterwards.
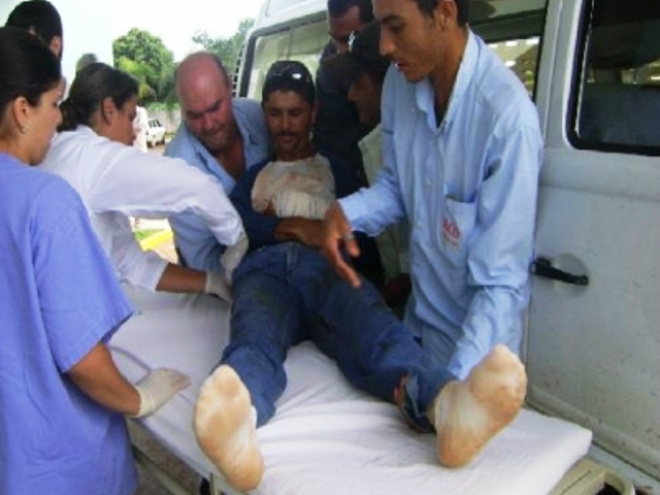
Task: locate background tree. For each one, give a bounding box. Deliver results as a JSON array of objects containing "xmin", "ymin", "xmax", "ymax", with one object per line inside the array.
[
  {"xmin": 112, "ymin": 28, "xmax": 175, "ymax": 104},
  {"xmin": 192, "ymin": 18, "xmax": 254, "ymax": 77}
]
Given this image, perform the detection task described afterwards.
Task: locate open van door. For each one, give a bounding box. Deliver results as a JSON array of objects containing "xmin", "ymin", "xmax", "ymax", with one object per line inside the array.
[{"xmin": 527, "ymin": 0, "xmax": 660, "ymax": 485}]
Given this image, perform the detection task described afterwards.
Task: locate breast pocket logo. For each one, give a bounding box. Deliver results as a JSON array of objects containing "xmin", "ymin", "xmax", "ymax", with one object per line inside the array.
[{"xmin": 442, "ymin": 218, "xmax": 461, "ymax": 248}]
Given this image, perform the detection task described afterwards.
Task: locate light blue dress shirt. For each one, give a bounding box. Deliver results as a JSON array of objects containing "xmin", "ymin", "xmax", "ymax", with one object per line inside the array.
[
  {"xmin": 339, "ymin": 31, "xmax": 543, "ymax": 379},
  {"xmin": 0, "ymin": 153, "xmax": 136, "ymax": 495},
  {"xmin": 165, "ymin": 97, "xmax": 270, "ymax": 271}
]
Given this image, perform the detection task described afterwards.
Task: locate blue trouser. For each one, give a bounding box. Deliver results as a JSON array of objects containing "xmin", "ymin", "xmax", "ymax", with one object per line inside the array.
[{"xmin": 222, "ymin": 242, "xmax": 455, "ymax": 430}]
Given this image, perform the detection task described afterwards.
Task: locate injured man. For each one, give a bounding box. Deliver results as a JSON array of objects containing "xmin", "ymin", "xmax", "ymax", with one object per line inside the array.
[{"xmin": 191, "ymin": 60, "xmax": 527, "ymax": 492}]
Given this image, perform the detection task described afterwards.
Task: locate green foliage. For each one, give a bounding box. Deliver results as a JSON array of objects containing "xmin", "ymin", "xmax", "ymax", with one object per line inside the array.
[
  {"xmin": 112, "ymin": 28, "xmax": 175, "ymax": 104},
  {"xmin": 192, "ymin": 18, "xmax": 254, "ymax": 76}
]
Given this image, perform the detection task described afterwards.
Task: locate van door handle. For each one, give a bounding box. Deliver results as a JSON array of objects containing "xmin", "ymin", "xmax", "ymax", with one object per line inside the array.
[{"xmin": 530, "ymin": 257, "xmax": 589, "ymax": 286}]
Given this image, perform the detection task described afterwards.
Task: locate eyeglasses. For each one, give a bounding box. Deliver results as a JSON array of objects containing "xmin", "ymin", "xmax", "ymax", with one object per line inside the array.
[{"xmin": 265, "ymin": 61, "xmax": 313, "ymax": 84}]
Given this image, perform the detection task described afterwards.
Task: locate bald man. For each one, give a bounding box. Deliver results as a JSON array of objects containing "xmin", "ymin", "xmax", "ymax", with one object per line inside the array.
[{"xmin": 165, "ymin": 52, "xmax": 269, "ymax": 271}]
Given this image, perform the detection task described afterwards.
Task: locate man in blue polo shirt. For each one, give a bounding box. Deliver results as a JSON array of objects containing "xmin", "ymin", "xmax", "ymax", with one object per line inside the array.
[{"xmin": 165, "ymin": 52, "xmax": 270, "ymax": 271}]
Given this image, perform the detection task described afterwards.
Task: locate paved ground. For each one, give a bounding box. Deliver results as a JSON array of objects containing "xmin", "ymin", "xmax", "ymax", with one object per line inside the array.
[{"xmin": 132, "ymin": 420, "xmax": 201, "ymax": 495}]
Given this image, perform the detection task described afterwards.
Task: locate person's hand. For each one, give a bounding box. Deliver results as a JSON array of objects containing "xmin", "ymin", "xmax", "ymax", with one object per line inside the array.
[
  {"xmin": 274, "ymin": 218, "xmax": 325, "ymax": 248},
  {"xmin": 132, "ymin": 368, "xmax": 190, "ymax": 418},
  {"xmin": 292, "ymin": 218, "xmax": 325, "ymax": 248},
  {"xmin": 205, "ymin": 271, "xmax": 233, "ymax": 303},
  {"xmin": 322, "ymin": 202, "xmax": 361, "ymax": 288},
  {"xmin": 220, "ymin": 233, "xmax": 249, "ymax": 284}
]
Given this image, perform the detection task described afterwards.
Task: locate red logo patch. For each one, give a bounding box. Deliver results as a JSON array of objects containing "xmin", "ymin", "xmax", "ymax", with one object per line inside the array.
[{"xmin": 442, "ymin": 218, "xmax": 461, "ymax": 247}]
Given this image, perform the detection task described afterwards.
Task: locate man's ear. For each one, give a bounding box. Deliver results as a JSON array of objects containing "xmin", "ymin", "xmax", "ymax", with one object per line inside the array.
[
  {"xmin": 49, "ymin": 35, "xmax": 63, "ymax": 60},
  {"xmin": 435, "ymin": 0, "xmax": 458, "ymax": 29}
]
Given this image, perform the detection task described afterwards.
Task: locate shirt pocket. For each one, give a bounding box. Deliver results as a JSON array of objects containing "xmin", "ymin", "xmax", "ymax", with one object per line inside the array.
[{"xmin": 439, "ymin": 194, "xmax": 477, "ymax": 267}]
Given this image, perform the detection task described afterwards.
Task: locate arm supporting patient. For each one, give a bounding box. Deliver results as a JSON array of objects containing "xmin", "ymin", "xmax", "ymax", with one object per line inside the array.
[
  {"xmin": 67, "ymin": 342, "xmax": 141, "ymax": 415},
  {"xmin": 156, "ymin": 263, "xmax": 206, "ymax": 293},
  {"xmin": 68, "ymin": 342, "xmax": 190, "ymax": 418},
  {"xmin": 156, "ymin": 263, "xmax": 232, "ymax": 301}
]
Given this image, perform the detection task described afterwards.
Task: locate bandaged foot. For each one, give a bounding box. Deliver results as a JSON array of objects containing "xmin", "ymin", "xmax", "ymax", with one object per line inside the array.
[
  {"xmin": 430, "ymin": 344, "xmax": 527, "ymax": 467},
  {"xmin": 194, "ymin": 365, "xmax": 263, "ymax": 491}
]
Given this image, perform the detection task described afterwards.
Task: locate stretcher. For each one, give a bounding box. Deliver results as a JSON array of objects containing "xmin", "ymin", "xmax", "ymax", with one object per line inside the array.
[{"xmin": 109, "ymin": 286, "xmax": 612, "ymax": 495}]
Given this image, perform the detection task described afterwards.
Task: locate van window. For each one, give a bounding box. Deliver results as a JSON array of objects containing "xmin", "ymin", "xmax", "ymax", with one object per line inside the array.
[
  {"xmin": 243, "ymin": 19, "xmax": 327, "ymax": 98},
  {"xmin": 487, "ymin": 37, "xmax": 540, "ymax": 96},
  {"xmin": 571, "ymin": 0, "xmax": 660, "ymax": 154},
  {"xmin": 239, "ymin": 1, "xmax": 547, "ymax": 99}
]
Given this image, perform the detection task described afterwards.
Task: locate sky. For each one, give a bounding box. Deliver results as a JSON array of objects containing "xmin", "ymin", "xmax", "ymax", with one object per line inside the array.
[{"xmin": 109, "ymin": 0, "xmax": 266, "ymax": 61}]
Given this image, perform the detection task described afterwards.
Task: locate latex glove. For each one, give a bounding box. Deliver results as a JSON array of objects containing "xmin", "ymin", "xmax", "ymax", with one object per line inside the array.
[
  {"xmin": 205, "ymin": 271, "xmax": 233, "ymax": 303},
  {"xmin": 132, "ymin": 368, "xmax": 190, "ymax": 418},
  {"xmin": 220, "ymin": 233, "xmax": 248, "ymax": 284}
]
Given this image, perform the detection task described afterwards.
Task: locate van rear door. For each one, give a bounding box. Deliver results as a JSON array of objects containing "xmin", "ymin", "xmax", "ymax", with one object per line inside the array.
[{"xmin": 527, "ymin": 0, "xmax": 660, "ymax": 482}]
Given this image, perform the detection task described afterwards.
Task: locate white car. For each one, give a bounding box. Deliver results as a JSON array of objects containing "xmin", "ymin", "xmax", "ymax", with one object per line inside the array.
[{"xmin": 145, "ymin": 118, "xmax": 166, "ymax": 147}]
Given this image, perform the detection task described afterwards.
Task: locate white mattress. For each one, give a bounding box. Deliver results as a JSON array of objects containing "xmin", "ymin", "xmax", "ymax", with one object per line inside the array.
[{"xmin": 110, "ymin": 286, "xmax": 593, "ymax": 495}]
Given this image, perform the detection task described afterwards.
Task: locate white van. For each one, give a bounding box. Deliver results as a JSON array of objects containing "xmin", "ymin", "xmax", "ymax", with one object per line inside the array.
[{"xmin": 235, "ymin": 0, "xmax": 660, "ymax": 493}]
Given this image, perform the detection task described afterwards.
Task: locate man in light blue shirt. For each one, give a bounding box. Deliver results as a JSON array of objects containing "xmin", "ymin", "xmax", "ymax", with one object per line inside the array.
[
  {"xmin": 322, "ymin": 0, "xmax": 541, "ymax": 459},
  {"xmin": 165, "ymin": 52, "xmax": 270, "ymax": 271}
]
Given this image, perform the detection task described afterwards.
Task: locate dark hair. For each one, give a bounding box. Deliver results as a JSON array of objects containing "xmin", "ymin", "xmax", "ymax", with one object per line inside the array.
[
  {"xmin": 75, "ymin": 53, "xmax": 98, "ymax": 73},
  {"xmin": 327, "ymin": 0, "xmax": 374, "ymax": 23},
  {"xmin": 59, "ymin": 63, "xmax": 138, "ymax": 131},
  {"xmin": 0, "ymin": 26, "xmax": 61, "ymax": 119},
  {"xmin": 262, "ymin": 60, "xmax": 316, "ymax": 105},
  {"xmin": 5, "ymin": 0, "xmax": 63, "ymax": 58},
  {"xmin": 413, "ymin": 0, "xmax": 469, "ymax": 25}
]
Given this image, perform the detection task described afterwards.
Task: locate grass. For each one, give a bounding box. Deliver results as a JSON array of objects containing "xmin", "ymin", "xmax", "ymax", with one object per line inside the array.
[
  {"xmin": 133, "ymin": 229, "xmax": 162, "ymax": 242},
  {"xmin": 134, "ymin": 228, "xmax": 174, "ymax": 251}
]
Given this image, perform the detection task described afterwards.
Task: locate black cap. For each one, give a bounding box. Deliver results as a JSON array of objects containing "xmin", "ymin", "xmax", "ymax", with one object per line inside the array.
[{"xmin": 322, "ymin": 21, "xmax": 390, "ymax": 90}]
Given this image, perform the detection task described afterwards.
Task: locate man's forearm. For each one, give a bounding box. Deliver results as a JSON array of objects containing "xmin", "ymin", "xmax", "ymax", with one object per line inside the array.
[{"xmin": 67, "ymin": 342, "xmax": 140, "ymax": 415}]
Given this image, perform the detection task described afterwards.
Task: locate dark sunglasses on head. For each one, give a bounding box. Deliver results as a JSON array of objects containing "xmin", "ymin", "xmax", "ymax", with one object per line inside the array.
[
  {"xmin": 265, "ymin": 61, "xmax": 312, "ymax": 84},
  {"xmin": 348, "ymin": 30, "xmax": 360, "ymax": 54}
]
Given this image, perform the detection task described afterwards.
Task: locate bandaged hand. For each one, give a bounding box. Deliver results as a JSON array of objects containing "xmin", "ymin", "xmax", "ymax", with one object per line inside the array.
[
  {"xmin": 273, "ymin": 190, "xmax": 332, "ymax": 220},
  {"xmin": 220, "ymin": 233, "xmax": 248, "ymax": 284},
  {"xmin": 205, "ymin": 271, "xmax": 233, "ymax": 303},
  {"xmin": 132, "ymin": 368, "xmax": 190, "ymax": 418}
]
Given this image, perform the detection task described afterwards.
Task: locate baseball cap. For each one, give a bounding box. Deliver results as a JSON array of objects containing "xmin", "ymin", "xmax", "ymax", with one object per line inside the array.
[{"xmin": 322, "ymin": 21, "xmax": 391, "ymax": 90}]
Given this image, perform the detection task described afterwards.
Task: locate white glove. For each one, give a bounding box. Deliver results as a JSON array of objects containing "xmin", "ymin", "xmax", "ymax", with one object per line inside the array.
[
  {"xmin": 205, "ymin": 271, "xmax": 233, "ymax": 303},
  {"xmin": 132, "ymin": 368, "xmax": 190, "ymax": 418},
  {"xmin": 220, "ymin": 233, "xmax": 248, "ymax": 284}
]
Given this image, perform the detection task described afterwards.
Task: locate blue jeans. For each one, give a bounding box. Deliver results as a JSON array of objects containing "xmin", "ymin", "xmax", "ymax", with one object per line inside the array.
[{"xmin": 222, "ymin": 242, "xmax": 455, "ymax": 430}]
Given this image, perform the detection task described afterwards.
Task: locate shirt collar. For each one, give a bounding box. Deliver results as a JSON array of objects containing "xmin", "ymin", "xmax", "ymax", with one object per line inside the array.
[
  {"xmin": 414, "ymin": 29, "xmax": 479, "ymax": 128},
  {"xmin": 233, "ymin": 100, "xmax": 261, "ymax": 147},
  {"xmin": 75, "ymin": 124, "xmax": 97, "ymax": 137}
]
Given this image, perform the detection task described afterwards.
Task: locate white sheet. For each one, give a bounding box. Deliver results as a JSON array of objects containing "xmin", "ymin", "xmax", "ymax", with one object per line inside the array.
[{"xmin": 110, "ymin": 286, "xmax": 593, "ymax": 495}]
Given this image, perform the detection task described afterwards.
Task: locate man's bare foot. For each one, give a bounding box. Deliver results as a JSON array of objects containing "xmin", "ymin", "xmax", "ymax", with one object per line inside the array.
[
  {"xmin": 193, "ymin": 365, "xmax": 263, "ymax": 491},
  {"xmin": 431, "ymin": 345, "xmax": 527, "ymax": 467}
]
